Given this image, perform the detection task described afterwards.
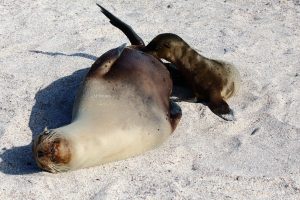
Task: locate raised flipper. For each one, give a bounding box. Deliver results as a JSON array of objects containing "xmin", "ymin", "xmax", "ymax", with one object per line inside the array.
[
  {"xmin": 97, "ymin": 4, "xmax": 145, "ymax": 46},
  {"xmin": 88, "ymin": 43, "xmax": 126, "ymax": 77},
  {"xmin": 169, "ymin": 101, "xmax": 182, "ymax": 132}
]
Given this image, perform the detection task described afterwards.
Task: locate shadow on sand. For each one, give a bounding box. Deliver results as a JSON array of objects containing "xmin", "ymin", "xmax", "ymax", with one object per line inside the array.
[{"xmin": 0, "ymin": 51, "xmax": 95, "ymax": 175}]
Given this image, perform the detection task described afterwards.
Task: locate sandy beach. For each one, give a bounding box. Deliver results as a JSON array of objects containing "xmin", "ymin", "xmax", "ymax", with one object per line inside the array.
[{"xmin": 0, "ymin": 0, "xmax": 299, "ymax": 199}]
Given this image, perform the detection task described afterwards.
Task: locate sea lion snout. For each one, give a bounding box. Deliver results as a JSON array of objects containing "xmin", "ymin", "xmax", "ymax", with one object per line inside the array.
[{"xmin": 33, "ymin": 130, "xmax": 71, "ymax": 173}]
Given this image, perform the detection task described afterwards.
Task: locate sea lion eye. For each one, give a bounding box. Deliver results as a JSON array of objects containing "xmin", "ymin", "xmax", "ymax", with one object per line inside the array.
[{"xmin": 37, "ymin": 150, "xmax": 44, "ymax": 158}]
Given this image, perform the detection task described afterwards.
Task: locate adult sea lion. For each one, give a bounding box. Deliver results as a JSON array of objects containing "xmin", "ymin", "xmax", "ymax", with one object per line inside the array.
[{"xmin": 32, "ymin": 44, "xmax": 182, "ymax": 172}]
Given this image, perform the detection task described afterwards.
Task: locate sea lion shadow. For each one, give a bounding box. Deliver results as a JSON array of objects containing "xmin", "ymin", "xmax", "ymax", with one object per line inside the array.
[
  {"xmin": 29, "ymin": 45, "xmax": 98, "ymax": 136},
  {"xmin": 28, "ymin": 67, "xmax": 89, "ymax": 137},
  {"xmin": 29, "ymin": 50, "xmax": 98, "ymax": 61},
  {"xmin": 0, "ymin": 145, "xmax": 39, "ymax": 175},
  {"xmin": 0, "ymin": 63, "xmax": 90, "ymax": 175}
]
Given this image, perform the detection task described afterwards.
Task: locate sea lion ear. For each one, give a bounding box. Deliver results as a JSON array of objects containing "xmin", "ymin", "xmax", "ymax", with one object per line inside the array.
[{"xmin": 89, "ymin": 43, "xmax": 127, "ymax": 76}]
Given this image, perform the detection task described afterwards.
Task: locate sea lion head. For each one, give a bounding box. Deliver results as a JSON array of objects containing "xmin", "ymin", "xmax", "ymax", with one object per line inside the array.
[
  {"xmin": 143, "ymin": 33, "xmax": 186, "ymax": 61},
  {"xmin": 32, "ymin": 128, "xmax": 72, "ymax": 173}
]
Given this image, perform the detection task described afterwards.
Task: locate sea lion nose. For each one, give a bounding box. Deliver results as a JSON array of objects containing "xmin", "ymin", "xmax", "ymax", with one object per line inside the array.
[
  {"xmin": 37, "ymin": 150, "xmax": 44, "ymax": 158},
  {"xmin": 50, "ymin": 138, "xmax": 71, "ymax": 164}
]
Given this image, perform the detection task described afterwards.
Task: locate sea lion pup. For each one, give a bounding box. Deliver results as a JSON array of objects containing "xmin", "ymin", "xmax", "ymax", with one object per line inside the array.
[
  {"xmin": 143, "ymin": 33, "xmax": 241, "ymax": 121},
  {"xmin": 32, "ymin": 44, "xmax": 182, "ymax": 173}
]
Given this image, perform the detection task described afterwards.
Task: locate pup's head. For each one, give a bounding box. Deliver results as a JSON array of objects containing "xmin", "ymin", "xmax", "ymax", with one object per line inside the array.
[{"xmin": 143, "ymin": 33, "xmax": 186, "ymax": 61}]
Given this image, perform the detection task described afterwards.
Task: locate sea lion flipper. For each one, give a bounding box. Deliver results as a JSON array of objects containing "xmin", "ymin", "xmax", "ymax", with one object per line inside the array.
[
  {"xmin": 97, "ymin": 4, "xmax": 145, "ymax": 46},
  {"xmin": 89, "ymin": 43, "xmax": 126, "ymax": 76},
  {"xmin": 164, "ymin": 63, "xmax": 189, "ymax": 87},
  {"xmin": 219, "ymin": 109, "xmax": 236, "ymax": 121},
  {"xmin": 169, "ymin": 101, "xmax": 182, "ymax": 132},
  {"xmin": 164, "ymin": 63, "xmax": 197, "ymax": 101},
  {"xmin": 208, "ymin": 99, "xmax": 236, "ymax": 121}
]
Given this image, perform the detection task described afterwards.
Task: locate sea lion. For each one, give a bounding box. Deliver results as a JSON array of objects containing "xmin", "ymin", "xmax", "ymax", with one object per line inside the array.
[
  {"xmin": 143, "ymin": 33, "xmax": 241, "ymax": 120},
  {"xmin": 32, "ymin": 42, "xmax": 182, "ymax": 172},
  {"xmin": 98, "ymin": 5, "xmax": 240, "ymax": 120}
]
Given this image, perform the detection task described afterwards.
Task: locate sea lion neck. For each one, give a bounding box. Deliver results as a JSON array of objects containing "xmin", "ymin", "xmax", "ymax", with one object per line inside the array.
[
  {"xmin": 171, "ymin": 45, "xmax": 206, "ymax": 72},
  {"xmin": 145, "ymin": 34, "xmax": 206, "ymax": 71}
]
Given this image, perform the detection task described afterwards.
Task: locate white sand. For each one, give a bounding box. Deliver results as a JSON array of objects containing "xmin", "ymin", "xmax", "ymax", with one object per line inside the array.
[{"xmin": 0, "ymin": 0, "xmax": 299, "ymax": 199}]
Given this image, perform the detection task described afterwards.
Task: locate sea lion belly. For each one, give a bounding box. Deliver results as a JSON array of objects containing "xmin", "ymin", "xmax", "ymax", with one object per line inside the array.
[{"xmin": 61, "ymin": 78, "xmax": 171, "ymax": 170}]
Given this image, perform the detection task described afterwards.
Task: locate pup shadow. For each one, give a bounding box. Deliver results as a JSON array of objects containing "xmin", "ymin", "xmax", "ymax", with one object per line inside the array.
[{"xmin": 0, "ymin": 51, "xmax": 94, "ymax": 175}]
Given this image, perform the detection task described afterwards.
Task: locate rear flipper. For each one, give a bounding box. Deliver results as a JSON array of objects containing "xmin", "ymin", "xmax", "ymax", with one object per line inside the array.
[
  {"xmin": 97, "ymin": 4, "xmax": 145, "ymax": 46},
  {"xmin": 169, "ymin": 101, "xmax": 182, "ymax": 132}
]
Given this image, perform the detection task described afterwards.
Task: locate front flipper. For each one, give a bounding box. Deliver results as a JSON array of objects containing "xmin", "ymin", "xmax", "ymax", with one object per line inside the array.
[
  {"xmin": 88, "ymin": 43, "xmax": 126, "ymax": 77},
  {"xmin": 171, "ymin": 95, "xmax": 197, "ymax": 103},
  {"xmin": 208, "ymin": 99, "xmax": 236, "ymax": 121},
  {"xmin": 97, "ymin": 4, "xmax": 145, "ymax": 46},
  {"xmin": 207, "ymin": 90, "xmax": 236, "ymax": 121},
  {"xmin": 169, "ymin": 101, "xmax": 182, "ymax": 132},
  {"xmin": 163, "ymin": 63, "xmax": 197, "ymax": 102},
  {"xmin": 164, "ymin": 63, "xmax": 189, "ymax": 87}
]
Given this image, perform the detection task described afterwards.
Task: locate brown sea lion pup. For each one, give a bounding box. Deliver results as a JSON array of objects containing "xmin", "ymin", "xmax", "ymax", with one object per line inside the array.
[
  {"xmin": 32, "ymin": 42, "xmax": 182, "ymax": 172},
  {"xmin": 143, "ymin": 33, "xmax": 241, "ymax": 121}
]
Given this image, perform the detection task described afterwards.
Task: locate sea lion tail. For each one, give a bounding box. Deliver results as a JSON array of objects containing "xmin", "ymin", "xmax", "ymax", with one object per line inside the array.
[{"xmin": 97, "ymin": 4, "xmax": 145, "ymax": 46}]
